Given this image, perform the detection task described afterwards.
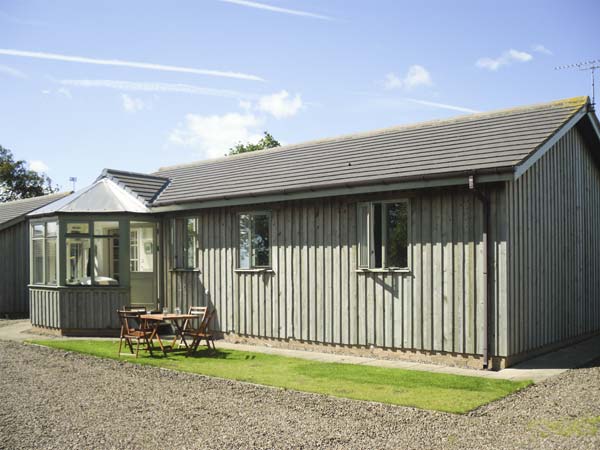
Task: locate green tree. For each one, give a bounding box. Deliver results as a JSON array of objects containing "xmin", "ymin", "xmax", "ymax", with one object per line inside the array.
[
  {"xmin": 228, "ymin": 131, "xmax": 280, "ymax": 156},
  {"xmin": 0, "ymin": 145, "xmax": 57, "ymax": 202}
]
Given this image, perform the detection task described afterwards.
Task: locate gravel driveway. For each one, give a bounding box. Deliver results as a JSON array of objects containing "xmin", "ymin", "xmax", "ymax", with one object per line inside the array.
[{"xmin": 0, "ymin": 341, "xmax": 599, "ymax": 450}]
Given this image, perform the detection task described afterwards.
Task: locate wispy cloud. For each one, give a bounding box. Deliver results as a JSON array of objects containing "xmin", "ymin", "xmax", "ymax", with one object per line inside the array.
[
  {"xmin": 58, "ymin": 79, "xmax": 257, "ymax": 99},
  {"xmin": 41, "ymin": 87, "xmax": 72, "ymax": 98},
  {"xmin": 121, "ymin": 94, "xmax": 146, "ymax": 113},
  {"xmin": 0, "ymin": 10, "xmax": 47, "ymax": 27},
  {"xmin": 405, "ymin": 98, "xmax": 481, "ymax": 114},
  {"xmin": 219, "ymin": 0, "xmax": 333, "ymax": 20},
  {"xmin": 384, "ymin": 65, "xmax": 432, "ymax": 90},
  {"xmin": 0, "ymin": 64, "xmax": 27, "ymax": 78},
  {"xmin": 0, "ymin": 49, "xmax": 264, "ymax": 81},
  {"xmin": 57, "ymin": 87, "xmax": 72, "ymax": 99},
  {"xmin": 476, "ymin": 49, "xmax": 533, "ymax": 71},
  {"xmin": 532, "ymin": 44, "xmax": 553, "ymax": 55}
]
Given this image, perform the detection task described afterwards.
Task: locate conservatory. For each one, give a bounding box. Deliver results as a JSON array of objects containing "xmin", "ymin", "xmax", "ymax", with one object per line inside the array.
[{"xmin": 27, "ymin": 174, "xmax": 165, "ymax": 335}]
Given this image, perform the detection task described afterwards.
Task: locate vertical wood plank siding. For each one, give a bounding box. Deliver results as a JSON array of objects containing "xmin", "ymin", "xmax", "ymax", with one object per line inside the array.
[
  {"xmin": 0, "ymin": 221, "xmax": 29, "ymax": 315},
  {"xmin": 163, "ymin": 188, "xmax": 508, "ymax": 357},
  {"xmin": 30, "ymin": 288, "xmax": 127, "ymax": 329},
  {"xmin": 506, "ymin": 126, "xmax": 600, "ymax": 356}
]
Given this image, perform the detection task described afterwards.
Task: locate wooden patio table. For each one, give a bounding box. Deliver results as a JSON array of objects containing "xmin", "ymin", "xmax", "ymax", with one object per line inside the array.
[{"xmin": 139, "ymin": 313, "xmax": 197, "ymax": 354}]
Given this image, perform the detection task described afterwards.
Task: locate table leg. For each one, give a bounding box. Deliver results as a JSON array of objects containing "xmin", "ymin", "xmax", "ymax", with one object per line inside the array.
[
  {"xmin": 148, "ymin": 321, "xmax": 166, "ymax": 355},
  {"xmin": 171, "ymin": 319, "xmax": 189, "ymax": 349}
]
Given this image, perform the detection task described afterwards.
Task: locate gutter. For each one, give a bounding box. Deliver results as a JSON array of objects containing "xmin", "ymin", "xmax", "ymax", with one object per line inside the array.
[
  {"xmin": 468, "ymin": 175, "xmax": 491, "ymax": 370},
  {"xmin": 150, "ymin": 169, "xmax": 513, "ymax": 213}
]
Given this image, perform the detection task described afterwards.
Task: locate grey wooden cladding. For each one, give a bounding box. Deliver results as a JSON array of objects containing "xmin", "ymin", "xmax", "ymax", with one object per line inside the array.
[
  {"xmin": 0, "ymin": 221, "xmax": 29, "ymax": 315},
  {"xmin": 163, "ymin": 188, "xmax": 507, "ymax": 357},
  {"xmin": 30, "ymin": 289, "xmax": 60, "ymax": 327},
  {"xmin": 30, "ymin": 288, "xmax": 127, "ymax": 329},
  {"xmin": 506, "ymin": 126, "xmax": 600, "ymax": 356}
]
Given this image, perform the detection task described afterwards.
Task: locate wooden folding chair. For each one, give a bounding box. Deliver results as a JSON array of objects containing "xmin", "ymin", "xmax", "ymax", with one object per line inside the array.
[
  {"xmin": 186, "ymin": 309, "xmax": 216, "ymax": 356},
  {"xmin": 121, "ymin": 305, "xmax": 147, "ymax": 331},
  {"xmin": 178, "ymin": 306, "xmax": 207, "ymax": 349},
  {"xmin": 117, "ymin": 310, "xmax": 154, "ymax": 358}
]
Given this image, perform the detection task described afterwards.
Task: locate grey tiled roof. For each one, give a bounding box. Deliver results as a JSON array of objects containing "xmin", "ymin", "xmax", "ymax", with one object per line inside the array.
[
  {"xmin": 100, "ymin": 169, "xmax": 170, "ymax": 204},
  {"xmin": 0, "ymin": 192, "xmax": 71, "ymax": 227},
  {"xmin": 151, "ymin": 97, "xmax": 590, "ymax": 206}
]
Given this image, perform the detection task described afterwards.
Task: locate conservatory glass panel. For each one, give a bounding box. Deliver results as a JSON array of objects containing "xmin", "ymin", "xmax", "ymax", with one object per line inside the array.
[
  {"xmin": 66, "ymin": 238, "xmax": 91, "ymax": 285},
  {"xmin": 67, "ymin": 223, "xmax": 89, "ymax": 234},
  {"xmin": 32, "ymin": 239, "xmax": 44, "ymax": 284},
  {"xmin": 94, "ymin": 221, "xmax": 119, "ymax": 236},
  {"xmin": 44, "ymin": 238, "xmax": 57, "ymax": 285},
  {"xmin": 94, "ymin": 237, "xmax": 119, "ymax": 285}
]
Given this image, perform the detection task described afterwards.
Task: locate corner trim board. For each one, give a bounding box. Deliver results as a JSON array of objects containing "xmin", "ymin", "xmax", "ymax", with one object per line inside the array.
[{"xmin": 514, "ymin": 107, "xmax": 588, "ymax": 179}]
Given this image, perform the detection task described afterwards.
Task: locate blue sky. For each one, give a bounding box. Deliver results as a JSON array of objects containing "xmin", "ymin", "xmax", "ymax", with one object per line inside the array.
[{"xmin": 0, "ymin": 0, "xmax": 599, "ymax": 189}]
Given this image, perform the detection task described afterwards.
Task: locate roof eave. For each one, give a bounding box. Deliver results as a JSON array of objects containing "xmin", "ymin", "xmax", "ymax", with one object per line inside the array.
[
  {"xmin": 149, "ymin": 168, "xmax": 514, "ymax": 213},
  {"xmin": 0, "ymin": 216, "xmax": 26, "ymax": 232}
]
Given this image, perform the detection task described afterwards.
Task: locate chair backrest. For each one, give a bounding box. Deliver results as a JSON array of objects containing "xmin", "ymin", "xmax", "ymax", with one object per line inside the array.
[
  {"xmin": 117, "ymin": 310, "xmax": 142, "ymax": 335},
  {"xmin": 199, "ymin": 309, "xmax": 215, "ymax": 334},
  {"xmin": 188, "ymin": 306, "xmax": 207, "ymax": 316},
  {"xmin": 120, "ymin": 305, "xmax": 147, "ymax": 329},
  {"xmin": 123, "ymin": 305, "xmax": 147, "ymax": 313},
  {"xmin": 183, "ymin": 306, "xmax": 207, "ymax": 331}
]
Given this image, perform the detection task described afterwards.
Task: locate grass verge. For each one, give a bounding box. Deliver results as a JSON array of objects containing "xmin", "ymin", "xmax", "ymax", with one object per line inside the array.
[{"xmin": 28, "ymin": 339, "xmax": 531, "ymax": 414}]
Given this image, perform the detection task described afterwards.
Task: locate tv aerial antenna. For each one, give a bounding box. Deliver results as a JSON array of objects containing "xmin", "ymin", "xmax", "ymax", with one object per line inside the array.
[{"xmin": 555, "ymin": 59, "xmax": 600, "ymax": 110}]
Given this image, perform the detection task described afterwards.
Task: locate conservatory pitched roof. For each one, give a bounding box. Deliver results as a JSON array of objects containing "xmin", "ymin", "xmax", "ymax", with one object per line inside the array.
[{"xmin": 28, "ymin": 178, "xmax": 150, "ymax": 216}]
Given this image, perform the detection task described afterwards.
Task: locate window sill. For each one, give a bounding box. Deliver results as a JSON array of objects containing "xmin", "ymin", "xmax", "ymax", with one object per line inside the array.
[
  {"xmin": 169, "ymin": 268, "xmax": 202, "ymax": 273},
  {"xmin": 234, "ymin": 268, "xmax": 274, "ymax": 274},
  {"xmin": 355, "ymin": 268, "xmax": 411, "ymax": 274},
  {"xmin": 29, "ymin": 285, "xmax": 128, "ymax": 290},
  {"xmin": 28, "ymin": 284, "xmax": 59, "ymax": 289},
  {"xmin": 63, "ymin": 285, "xmax": 125, "ymax": 289}
]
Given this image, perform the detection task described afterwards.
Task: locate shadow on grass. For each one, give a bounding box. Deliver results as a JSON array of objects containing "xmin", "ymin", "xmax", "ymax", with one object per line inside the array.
[{"xmin": 142, "ymin": 346, "xmax": 238, "ymax": 360}]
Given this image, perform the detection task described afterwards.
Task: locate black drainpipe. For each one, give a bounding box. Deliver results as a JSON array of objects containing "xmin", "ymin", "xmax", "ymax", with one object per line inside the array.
[{"xmin": 468, "ymin": 175, "xmax": 491, "ymax": 370}]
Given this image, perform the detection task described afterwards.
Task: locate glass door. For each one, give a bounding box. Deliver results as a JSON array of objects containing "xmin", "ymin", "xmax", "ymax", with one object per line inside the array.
[{"xmin": 129, "ymin": 221, "xmax": 157, "ymax": 310}]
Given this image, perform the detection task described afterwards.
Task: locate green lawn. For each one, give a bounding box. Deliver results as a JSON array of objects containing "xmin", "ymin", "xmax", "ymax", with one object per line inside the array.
[{"xmin": 28, "ymin": 339, "xmax": 531, "ymax": 414}]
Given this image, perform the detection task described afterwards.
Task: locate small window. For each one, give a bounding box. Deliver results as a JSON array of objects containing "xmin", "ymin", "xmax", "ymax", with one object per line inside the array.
[
  {"xmin": 31, "ymin": 221, "xmax": 58, "ymax": 285},
  {"xmin": 67, "ymin": 223, "xmax": 89, "ymax": 234},
  {"xmin": 172, "ymin": 218, "xmax": 198, "ymax": 269},
  {"xmin": 239, "ymin": 212, "xmax": 270, "ymax": 269},
  {"xmin": 357, "ymin": 201, "xmax": 409, "ymax": 269},
  {"xmin": 186, "ymin": 218, "xmax": 198, "ymax": 269},
  {"xmin": 94, "ymin": 221, "xmax": 119, "ymax": 236}
]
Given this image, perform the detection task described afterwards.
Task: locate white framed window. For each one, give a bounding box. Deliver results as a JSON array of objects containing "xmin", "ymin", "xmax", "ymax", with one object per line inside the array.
[
  {"xmin": 31, "ymin": 221, "xmax": 58, "ymax": 285},
  {"xmin": 357, "ymin": 200, "xmax": 410, "ymax": 270},
  {"xmin": 171, "ymin": 217, "xmax": 198, "ymax": 269},
  {"xmin": 238, "ymin": 212, "xmax": 271, "ymax": 269},
  {"xmin": 65, "ymin": 220, "xmax": 120, "ymax": 286}
]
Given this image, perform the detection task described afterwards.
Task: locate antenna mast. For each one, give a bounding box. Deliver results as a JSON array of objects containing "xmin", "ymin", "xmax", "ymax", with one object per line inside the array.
[{"xmin": 555, "ymin": 59, "xmax": 600, "ymax": 110}]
